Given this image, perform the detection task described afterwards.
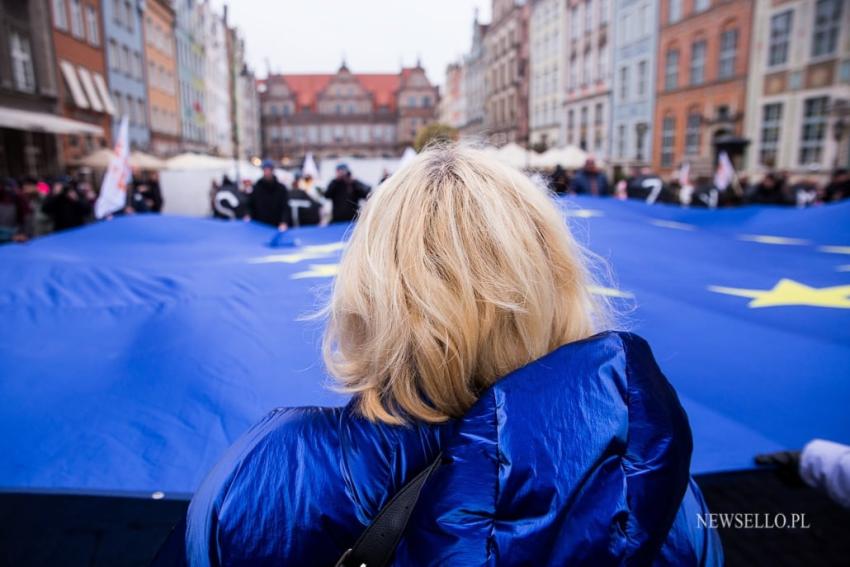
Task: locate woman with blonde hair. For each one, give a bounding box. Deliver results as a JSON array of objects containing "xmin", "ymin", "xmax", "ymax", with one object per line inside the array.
[{"xmin": 184, "ymin": 145, "xmax": 722, "ymax": 566}]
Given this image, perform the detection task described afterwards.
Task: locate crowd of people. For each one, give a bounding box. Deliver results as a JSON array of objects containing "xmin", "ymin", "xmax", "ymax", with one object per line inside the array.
[
  {"xmin": 210, "ymin": 160, "xmax": 371, "ymax": 229},
  {"xmin": 0, "ymin": 171, "xmax": 163, "ymax": 244},
  {"xmin": 550, "ymin": 159, "xmax": 850, "ymax": 208}
]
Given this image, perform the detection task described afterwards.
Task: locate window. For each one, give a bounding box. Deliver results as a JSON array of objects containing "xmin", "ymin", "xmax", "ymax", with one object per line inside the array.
[
  {"xmin": 661, "ymin": 115, "xmax": 675, "ymax": 167},
  {"xmin": 685, "ymin": 111, "xmax": 701, "ymax": 155},
  {"xmin": 69, "ymin": 0, "xmax": 84, "ymax": 38},
  {"xmin": 582, "ymin": 50, "xmax": 591, "ymax": 84},
  {"xmin": 53, "ymin": 0, "xmax": 68, "ymax": 30},
  {"xmin": 112, "ymin": 0, "xmax": 122, "ymax": 26},
  {"xmin": 85, "ymin": 5, "xmax": 99, "ymax": 45},
  {"xmin": 567, "ymin": 109, "xmax": 574, "ymax": 143},
  {"xmin": 719, "ymin": 29, "xmax": 738, "ymax": 79},
  {"xmin": 694, "ymin": 0, "xmax": 709, "ymax": 13},
  {"xmin": 690, "ymin": 40, "xmax": 706, "ymax": 85},
  {"xmin": 585, "ymin": 0, "xmax": 593, "ymax": 32},
  {"xmin": 121, "ymin": 45, "xmax": 130, "ymax": 74},
  {"xmin": 10, "ymin": 32, "xmax": 35, "ymax": 92},
  {"xmin": 637, "ymin": 60, "xmax": 647, "ymax": 97},
  {"xmin": 599, "ymin": 0, "xmax": 607, "ymax": 24},
  {"xmin": 800, "ymin": 96, "xmax": 828, "ymax": 165},
  {"xmin": 619, "ymin": 66, "xmax": 629, "ymax": 101},
  {"xmin": 571, "ymin": 6, "xmax": 580, "ymax": 38},
  {"xmin": 569, "ymin": 55, "xmax": 577, "ymax": 89},
  {"xmin": 759, "ymin": 103, "xmax": 782, "ymax": 166},
  {"xmin": 669, "ymin": 0, "xmax": 682, "ymax": 23},
  {"xmin": 594, "ymin": 102, "xmax": 603, "ymax": 124},
  {"xmin": 812, "ymin": 0, "xmax": 842, "ymax": 57},
  {"xmin": 768, "ymin": 11, "xmax": 793, "ymax": 67},
  {"xmin": 665, "ymin": 49, "xmax": 679, "ymax": 90},
  {"xmin": 599, "ymin": 42, "xmax": 608, "ymax": 81},
  {"xmin": 125, "ymin": 1, "xmax": 134, "ymax": 32}
]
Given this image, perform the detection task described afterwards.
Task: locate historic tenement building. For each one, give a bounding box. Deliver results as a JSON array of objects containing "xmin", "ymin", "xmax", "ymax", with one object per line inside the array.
[
  {"xmin": 258, "ymin": 63, "xmax": 438, "ymax": 162},
  {"xmin": 652, "ymin": 0, "xmax": 755, "ymax": 177},
  {"xmin": 483, "ymin": 0, "xmax": 530, "ymax": 147},
  {"xmin": 744, "ymin": 0, "xmax": 850, "ymax": 179}
]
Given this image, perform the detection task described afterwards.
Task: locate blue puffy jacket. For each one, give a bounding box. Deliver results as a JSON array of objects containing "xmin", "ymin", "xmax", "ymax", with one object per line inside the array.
[{"xmin": 185, "ymin": 332, "xmax": 722, "ymax": 565}]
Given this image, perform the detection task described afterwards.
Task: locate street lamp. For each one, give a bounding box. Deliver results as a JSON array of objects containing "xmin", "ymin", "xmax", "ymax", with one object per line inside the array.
[{"xmin": 635, "ymin": 122, "xmax": 648, "ymax": 164}]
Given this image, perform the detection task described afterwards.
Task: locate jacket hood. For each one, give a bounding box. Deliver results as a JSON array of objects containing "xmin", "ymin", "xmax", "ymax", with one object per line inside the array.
[{"xmin": 186, "ymin": 332, "xmax": 713, "ymax": 566}]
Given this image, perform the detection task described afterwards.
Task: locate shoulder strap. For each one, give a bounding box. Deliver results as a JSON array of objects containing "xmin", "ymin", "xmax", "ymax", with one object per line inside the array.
[{"xmin": 335, "ymin": 453, "xmax": 442, "ymax": 567}]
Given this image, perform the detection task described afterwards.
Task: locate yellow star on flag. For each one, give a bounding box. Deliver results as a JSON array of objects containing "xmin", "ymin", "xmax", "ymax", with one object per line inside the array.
[
  {"xmin": 708, "ymin": 278, "xmax": 850, "ymax": 309},
  {"xmin": 292, "ymin": 263, "xmax": 340, "ymax": 279}
]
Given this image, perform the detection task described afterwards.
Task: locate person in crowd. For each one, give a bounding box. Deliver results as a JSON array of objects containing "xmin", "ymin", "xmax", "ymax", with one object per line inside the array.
[
  {"xmin": 287, "ymin": 173, "xmax": 323, "ymax": 227},
  {"xmin": 145, "ymin": 171, "xmax": 164, "ymax": 213},
  {"xmin": 0, "ymin": 178, "xmax": 30, "ymax": 243},
  {"xmin": 20, "ymin": 176, "xmax": 51, "ymax": 236},
  {"xmin": 324, "ymin": 163, "xmax": 371, "ymax": 223},
  {"xmin": 245, "ymin": 159, "xmax": 290, "ymax": 230},
  {"xmin": 746, "ymin": 172, "xmax": 791, "ymax": 206},
  {"xmin": 570, "ymin": 158, "xmax": 610, "ymax": 196},
  {"xmin": 823, "ymin": 169, "xmax": 850, "ymax": 203},
  {"xmin": 549, "ymin": 164, "xmax": 570, "ymax": 194},
  {"xmin": 213, "ymin": 175, "xmax": 248, "ymax": 220},
  {"xmin": 183, "ymin": 145, "xmax": 722, "ymax": 566},
  {"xmin": 42, "ymin": 177, "xmax": 93, "ymax": 232},
  {"xmin": 126, "ymin": 171, "xmax": 163, "ymax": 214},
  {"xmin": 624, "ymin": 165, "xmax": 666, "ymax": 204}
]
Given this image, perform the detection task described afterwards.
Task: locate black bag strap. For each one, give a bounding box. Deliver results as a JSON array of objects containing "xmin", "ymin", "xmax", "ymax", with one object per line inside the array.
[{"xmin": 335, "ymin": 453, "xmax": 442, "ymax": 567}]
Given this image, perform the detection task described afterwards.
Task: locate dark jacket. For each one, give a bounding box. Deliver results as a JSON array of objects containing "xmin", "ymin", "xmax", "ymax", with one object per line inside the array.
[
  {"xmin": 324, "ymin": 177, "xmax": 370, "ymax": 222},
  {"xmin": 286, "ymin": 188, "xmax": 322, "ymax": 226},
  {"xmin": 572, "ymin": 169, "xmax": 611, "ymax": 196},
  {"xmin": 185, "ymin": 332, "xmax": 722, "ymax": 566},
  {"xmin": 249, "ymin": 177, "xmax": 291, "ymax": 227},
  {"xmin": 42, "ymin": 189, "xmax": 92, "ymax": 231}
]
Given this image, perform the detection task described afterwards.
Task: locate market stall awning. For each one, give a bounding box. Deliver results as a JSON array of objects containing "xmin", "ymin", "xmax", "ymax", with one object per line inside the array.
[{"xmin": 0, "ymin": 106, "xmax": 103, "ymax": 135}]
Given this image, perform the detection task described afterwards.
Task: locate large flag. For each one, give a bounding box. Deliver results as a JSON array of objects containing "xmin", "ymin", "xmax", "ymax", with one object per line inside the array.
[
  {"xmin": 1, "ymin": 198, "xmax": 848, "ymax": 495},
  {"xmin": 94, "ymin": 115, "xmax": 131, "ymax": 219},
  {"xmin": 302, "ymin": 152, "xmax": 319, "ymax": 179},
  {"xmin": 713, "ymin": 151, "xmax": 736, "ymax": 192}
]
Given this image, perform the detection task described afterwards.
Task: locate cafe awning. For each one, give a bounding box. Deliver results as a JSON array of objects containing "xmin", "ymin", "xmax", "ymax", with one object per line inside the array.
[{"xmin": 0, "ymin": 106, "xmax": 103, "ymax": 136}]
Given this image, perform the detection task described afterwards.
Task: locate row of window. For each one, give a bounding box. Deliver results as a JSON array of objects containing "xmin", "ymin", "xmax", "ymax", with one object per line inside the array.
[
  {"xmin": 487, "ymin": 93, "xmax": 517, "ymax": 127},
  {"xmin": 663, "ymin": 29, "xmax": 738, "ymax": 91},
  {"xmin": 144, "ymin": 15, "xmax": 175, "ymax": 58},
  {"xmin": 569, "ymin": 0, "xmax": 609, "ymax": 39},
  {"xmin": 111, "ymin": 0, "xmax": 137, "ymax": 33},
  {"xmin": 614, "ymin": 123, "xmax": 649, "ymax": 160},
  {"xmin": 107, "ymin": 40, "xmax": 144, "ymax": 81},
  {"xmin": 487, "ymin": 58, "xmax": 519, "ymax": 93},
  {"xmin": 768, "ymin": 0, "xmax": 843, "ymax": 68},
  {"xmin": 148, "ymin": 60, "xmax": 177, "ymax": 96},
  {"xmin": 759, "ymin": 97, "xmax": 830, "ymax": 167},
  {"xmin": 565, "ymin": 104, "xmax": 607, "ymax": 152},
  {"xmin": 267, "ymin": 123, "xmax": 397, "ymax": 145},
  {"xmin": 667, "ymin": 0, "xmax": 710, "ymax": 25},
  {"xmin": 52, "ymin": 0, "xmax": 100, "ymax": 46},
  {"xmin": 567, "ymin": 43, "xmax": 609, "ymax": 90},
  {"xmin": 618, "ymin": 3, "xmax": 653, "ymax": 47},
  {"xmin": 113, "ymin": 91, "xmax": 146, "ymax": 127},
  {"xmin": 618, "ymin": 60, "xmax": 650, "ymax": 103},
  {"xmin": 150, "ymin": 105, "xmax": 179, "ymax": 136}
]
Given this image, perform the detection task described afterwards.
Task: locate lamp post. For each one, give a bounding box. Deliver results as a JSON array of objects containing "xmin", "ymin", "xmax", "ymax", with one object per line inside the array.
[{"xmin": 635, "ymin": 122, "xmax": 648, "ymax": 164}]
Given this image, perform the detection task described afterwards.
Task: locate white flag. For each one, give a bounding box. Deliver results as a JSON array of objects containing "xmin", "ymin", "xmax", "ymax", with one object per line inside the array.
[
  {"xmin": 678, "ymin": 161, "xmax": 690, "ymax": 188},
  {"xmin": 713, "ymin": 151, "xmax": 736, "ymax": 192},
  {"xmin": 302, "ymin": 152, "xmax": 319, "ymax": 179},
  {"xmin": 95, "ymin": 115, "xmax": 131, "ymax": 219}
]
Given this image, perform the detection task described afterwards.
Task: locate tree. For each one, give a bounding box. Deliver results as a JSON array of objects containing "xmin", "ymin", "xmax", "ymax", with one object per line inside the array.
[{"xmin": 413, "ymin": 123, "xmax": 459, "ymax": 152}]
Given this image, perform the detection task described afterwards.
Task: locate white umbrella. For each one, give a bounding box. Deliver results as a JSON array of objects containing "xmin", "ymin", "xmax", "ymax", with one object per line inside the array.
[
  {"xmin": 166, "ymin": 152, "xmax": 232, "ymax": 170},
  {"xmin": 496, "ymin": 143, "xmax": 530, "ymax": 169},
  {"xmin": 129, "ymin": 151, "xmax": 167, "ymax": 170},
  {"xmin": 529, "ymin": 146, "xmax": 589, "ymax": 169}
]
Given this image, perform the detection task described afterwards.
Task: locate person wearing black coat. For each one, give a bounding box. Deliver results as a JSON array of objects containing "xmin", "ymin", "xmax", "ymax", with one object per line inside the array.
[
  {"xmin": 246, "ymin": 160, "xmax": 291, "ymax": 229},
  {"xmin": 570, "ymin": 158, "xmax": 610, "ymax": 196},
  {"xmin": 324, "ymin": 163, "xmax": 370, "ymax": 223},
  {"xmin": 42, "ymin": 180, "xmax": 92, "ymax": 231}
]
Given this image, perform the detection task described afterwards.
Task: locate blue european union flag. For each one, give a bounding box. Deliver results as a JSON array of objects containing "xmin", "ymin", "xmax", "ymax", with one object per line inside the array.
[{"xmin": 0, "ymin": 197, "xmax": 847, "ymax": 496}]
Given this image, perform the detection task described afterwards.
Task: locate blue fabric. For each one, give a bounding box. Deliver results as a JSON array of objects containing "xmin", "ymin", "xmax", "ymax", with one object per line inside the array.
[
  {"xmin": 0, "ymin": 198, "xmax": 848, "ymax": 499},
  {"xmin": 185, "ymin": 332, "xmax": 722, "ymax": 566}
]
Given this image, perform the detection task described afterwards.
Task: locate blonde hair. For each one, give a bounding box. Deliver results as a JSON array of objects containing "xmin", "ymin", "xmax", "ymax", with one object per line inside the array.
[{"xmin": 323, "ymin": 144, "xmax": 610, "ymax": 424}]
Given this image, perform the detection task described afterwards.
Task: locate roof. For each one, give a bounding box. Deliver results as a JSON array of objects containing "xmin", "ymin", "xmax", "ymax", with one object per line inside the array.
[{"xmin": 264, "ymin": 71, "xmax": 408, "ymax": 112}]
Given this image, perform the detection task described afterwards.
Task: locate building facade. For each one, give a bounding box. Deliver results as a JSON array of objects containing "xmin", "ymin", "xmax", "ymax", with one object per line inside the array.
[
  {"xmin": 50, "ymin": 0, "xmax": 115, "ymax": 164},
  {"xmin": 484, "ymin": 0, "xmax": 530, "ymax": 147},
  {"xmin": 652, "ymin": 0, "xmax": 754, "ymax": 177},
  {"xmin": 175, "ymin": 0, "xmax": 206, "ymax": 151},
  {"xmin": 562, "ymin": 0, "xmax": 613, "ymax": 158},
  {"xmin": 200, "ymin": 0, "xmax": 231, "ymax": 156},
  {"xmin": 529, "ymin": 0, "xmax": 565, "ymax": 150},
  {"xmin": 461, "ymin": 13, "xmax": 489, "ymax": 138},
  {"xmin": 0, "ymin": 0, "xmax": 62, "ymax": 177},
  {"xmin": 610, "ymin": 0, "xmax": 658, "ymax": 165},
  {"xmin": 259, "ymin": 63, "xmax": 438, "ymax": 162},
  {"xmin": 440, "ymin": 61, "xmax": 467, "ymax": 129},
  {"xmin": 744, "ymin": 0, "xmax": 850, "ymax": 179},
  {"xmin": 103, "ymin": 0, "xmax": 149, "ymax": 148},
  {"xmin": 143, "ymin": 0, "xmax": 179, "ymax": 156},
  {"xmin": 226, "ymin": 22, "xmax": 260, "ymax": 161}
]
